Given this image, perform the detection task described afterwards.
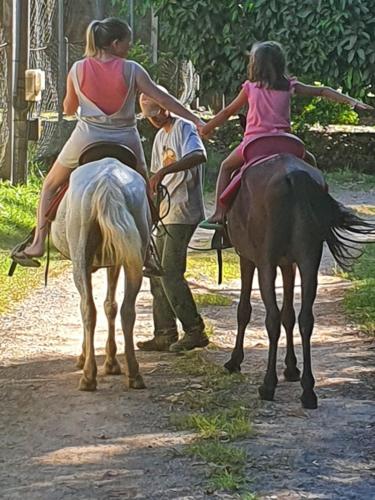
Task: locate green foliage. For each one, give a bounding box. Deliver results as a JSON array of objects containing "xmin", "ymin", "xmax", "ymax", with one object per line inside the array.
[
  {"xmin": 139, "ymin": 0, "xmax": 375, "ymax": 99},
  {"xmin": 292, "ymin": 99, "xmax": 359, "ymax": 135},
  {"xmin": 324, "ymin": 168, "xmax": 375, "ymax": 191}
]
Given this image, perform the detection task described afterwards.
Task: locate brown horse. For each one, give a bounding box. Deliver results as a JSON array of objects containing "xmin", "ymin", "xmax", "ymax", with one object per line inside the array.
[{"xmin": 223, "ymin": 152, "xmax": 374, "ymax": 409}]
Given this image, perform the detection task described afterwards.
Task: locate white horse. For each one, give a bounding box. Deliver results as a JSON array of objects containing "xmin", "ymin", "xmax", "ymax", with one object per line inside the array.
[{"xmin": 51, "ymin": 152, "xmax": 151, "ymax": 391}]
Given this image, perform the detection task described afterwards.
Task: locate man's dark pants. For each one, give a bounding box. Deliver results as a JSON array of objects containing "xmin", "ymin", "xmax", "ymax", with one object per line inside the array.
[{"xmin": 150, "ymin": 224, "xmax": 205, "ymax": 337}]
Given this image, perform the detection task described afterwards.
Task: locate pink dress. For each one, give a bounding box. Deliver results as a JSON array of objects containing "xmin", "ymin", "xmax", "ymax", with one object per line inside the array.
[{"xmin": 235, "ymin": 79, "xmax": 296, "ymax": 158}]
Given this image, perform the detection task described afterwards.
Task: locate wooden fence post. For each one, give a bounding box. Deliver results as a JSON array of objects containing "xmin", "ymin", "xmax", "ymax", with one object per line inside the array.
[
  {"xmin": 12, "ymin": 0, "xmax": 30, "ymax": 185},
  {"xmin": 0, "ymin": 0, "xmax": 13, "ymax": 181}
]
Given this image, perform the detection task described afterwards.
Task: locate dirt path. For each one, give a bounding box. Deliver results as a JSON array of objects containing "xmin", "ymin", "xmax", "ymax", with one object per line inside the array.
[{"xmin": 0, "ymin": 191, "xmax": 374, "ymax": 499}]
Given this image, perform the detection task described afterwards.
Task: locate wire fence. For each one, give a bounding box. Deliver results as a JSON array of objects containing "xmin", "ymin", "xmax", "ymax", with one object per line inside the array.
[
  {"xmin": 0, "ymin": 24, "xmax": 10, "ymax": 175},
  {"xmin": 0, "ymin": 1, "xmax": 200, "ymax": 180}
]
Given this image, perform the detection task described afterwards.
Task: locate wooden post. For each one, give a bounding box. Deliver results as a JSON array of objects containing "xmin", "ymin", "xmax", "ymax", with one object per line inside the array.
[
  {"xmin": 1, "ymin": 0, "xmax": 13, "ymax": 181},
  {"xmin": 150, "ymin": 7, "xmax": 158, "ymax": 64},
  {"xmin": 12, "ymin": 0, "xmax": 30, "ymax": 185},
  {"xmin": 128, "ymin": 0, "xmax": 134, "ymax": 42},
  {"xmin": 57, "ymin": 0, "xmax": 66, "ymax": 145}
]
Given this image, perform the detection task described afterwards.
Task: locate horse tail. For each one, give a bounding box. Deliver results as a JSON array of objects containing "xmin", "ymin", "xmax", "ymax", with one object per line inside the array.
[
  {"xmin": 287, "ymin": 170, "xmax": 375, "ymax": 271},
  {"xmin": 90, "ymin": 175, "xmax": 143, "ymax": 269}
]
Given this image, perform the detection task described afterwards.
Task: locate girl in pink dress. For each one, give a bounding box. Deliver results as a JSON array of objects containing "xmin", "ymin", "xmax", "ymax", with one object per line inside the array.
[{"xmin": 198, "ymin": 41, "xmax": 372, "ymax": 226}]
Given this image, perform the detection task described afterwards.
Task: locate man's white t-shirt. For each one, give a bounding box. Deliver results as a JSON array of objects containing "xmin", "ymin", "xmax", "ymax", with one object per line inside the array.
[{"xmin": 151, "ymin": 117, "xmax": 206, "ymax": 225}]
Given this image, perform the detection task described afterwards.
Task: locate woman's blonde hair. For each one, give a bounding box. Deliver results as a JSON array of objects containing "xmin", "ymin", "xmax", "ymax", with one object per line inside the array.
[
  {"xmin": 84, "ymin": 17, "xmax": 132, "ymax": 57},
  {"xmin": 247, "ymin": 41, "xmax": 289, "ymax": 90}
]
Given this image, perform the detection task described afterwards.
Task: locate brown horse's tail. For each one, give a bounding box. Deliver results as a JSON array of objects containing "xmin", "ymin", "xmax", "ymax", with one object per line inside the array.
[{"xmin": 287, "ymin": 170, "xmax": 375, "ymax": 271}]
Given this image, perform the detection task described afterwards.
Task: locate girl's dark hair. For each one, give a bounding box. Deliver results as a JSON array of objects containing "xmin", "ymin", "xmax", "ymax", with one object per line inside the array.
[
  {"xmin": 85, "ymin": 17, "xmax": 131, "ymax": 57},
  {"xmin": 247, "ymin": 41, "xmax": 290, "ymax": 90}
]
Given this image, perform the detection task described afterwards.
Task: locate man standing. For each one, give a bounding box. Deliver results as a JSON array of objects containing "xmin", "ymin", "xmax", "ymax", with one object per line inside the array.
[{"xmin": 138, "ymin": 90, "xmax": 209, "ymax": 353}]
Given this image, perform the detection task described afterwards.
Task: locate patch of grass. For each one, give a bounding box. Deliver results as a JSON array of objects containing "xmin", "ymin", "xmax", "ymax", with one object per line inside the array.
[
  {"xmin": 324, "ymin": 168, "xmax": 374, "ymax": 191},
  {"xmin": 187, "ymin": 440, "xmax": 246, "ymax": 465},
  {"xmin": 169, "ymin": 350, "xmax": 256, "ymax": 494},
  {"xmin": 343, "ymin": 244, "xmax": 375, "ymax": 336},
  {"xmin": 209, "ymin": 469, "xmax": 246, "ymax": 492},
  {"xmin": 187, "ymin": 250, "xmax": 240, "ymax": 283},
  {"xmin": 193, "ymin": 292, "xmax": 232, "ymax": 307},
  {"xmin": 173, "ymin": 406, "xmax": 252, "ymax": 440},
  {"xmin": 0, "ymin": 173, "xmax": 69, "ymax": 314}
]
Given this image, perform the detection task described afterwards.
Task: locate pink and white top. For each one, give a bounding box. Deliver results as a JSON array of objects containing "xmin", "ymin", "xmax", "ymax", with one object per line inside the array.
[
  {"xmin": 80, "ymin": 57, "xmax": 128, "ymax": 116},
  {"xmin": 242, "ymin": 79, "xmax": 297, "ymax": 137}
]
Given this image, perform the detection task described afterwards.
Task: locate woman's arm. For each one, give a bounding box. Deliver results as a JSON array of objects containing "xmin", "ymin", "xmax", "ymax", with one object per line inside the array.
[
  {"xmin": 294, "ymin": 82, "xmax": 373, "ymax": 110},
  {"xmin": 200, "ymin": 90, "xmax": 248, "ymax": 137},
  {"xmin": 63, "ymin": 72, "xmax": 79, "ymax": 115},
  {"xmin": 135, "ymin": 64, "xmax": 204, "ymax": 127}
]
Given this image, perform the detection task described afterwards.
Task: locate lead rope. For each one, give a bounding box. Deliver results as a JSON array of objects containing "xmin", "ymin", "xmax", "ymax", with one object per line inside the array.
[{"xmin": 44, "ymin": 223, "xmax": 51, "ymax": 287}]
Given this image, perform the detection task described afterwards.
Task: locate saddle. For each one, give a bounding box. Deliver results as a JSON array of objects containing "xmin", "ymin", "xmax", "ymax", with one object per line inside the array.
[
  {"xmin": 220, "ymin": 133, "xmax": 306, "ymax": 209},
  {"xmin": 45, "ymin": 142, "xmax": 139, "ymax": 223}
]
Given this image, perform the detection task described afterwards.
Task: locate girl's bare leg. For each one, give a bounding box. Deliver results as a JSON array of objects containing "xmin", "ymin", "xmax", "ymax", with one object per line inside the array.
[
  {"xmin": 18, "ymin": 161, "xmax": 72, "ymax": 258},
  {"xmin": 207, "ymin": 149, "xmax": 243, "ymax": 223}
]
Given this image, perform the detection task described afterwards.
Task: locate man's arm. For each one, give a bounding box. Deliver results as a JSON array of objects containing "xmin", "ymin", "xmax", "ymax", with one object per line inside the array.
[{"xmin": 150, "ymin": 150, "xmax": 206, "ymax": 194}]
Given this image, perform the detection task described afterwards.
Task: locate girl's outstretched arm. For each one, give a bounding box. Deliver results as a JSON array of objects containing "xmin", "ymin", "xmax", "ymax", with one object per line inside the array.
[
  {"xmin": 200, "ymin": 90, "xmax": 248, "ymax": 137},
  {"xmin": 294, "ymin": 82, "xmax": 373, "ymax": 110}
]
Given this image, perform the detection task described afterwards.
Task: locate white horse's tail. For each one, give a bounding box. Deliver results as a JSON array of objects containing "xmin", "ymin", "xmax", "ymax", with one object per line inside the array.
[{"xmin": 90, "ymin": 175, "xmax": 143, "ymax": 269}]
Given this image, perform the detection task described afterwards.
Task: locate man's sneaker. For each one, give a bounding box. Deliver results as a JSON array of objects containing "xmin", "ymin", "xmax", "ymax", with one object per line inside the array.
[
  {"xmin": 137, "ymin": 334, "xmax": 178, "ymax": 352},
  {"xmin": 169, "ymin": 331, "xmax": 209, "ymax": 352}
]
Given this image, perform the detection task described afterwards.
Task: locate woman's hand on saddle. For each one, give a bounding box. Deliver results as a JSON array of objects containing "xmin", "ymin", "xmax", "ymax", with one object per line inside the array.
[{"xmin": 150, "ymin": 171, "xmax": 165, "ymax": 194}]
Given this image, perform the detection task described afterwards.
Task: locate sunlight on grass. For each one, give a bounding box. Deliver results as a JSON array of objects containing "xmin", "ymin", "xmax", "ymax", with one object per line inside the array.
[
  {"xmin": 193, "ymin": 292, "xmax": 232, "ymax": 307},
  {"xmin": 0, "ymin": 175, "xmax": 70, "ymax": 314},
  {"xmin": 0, "ymin": 252, "xmax": 69, "ymax": 314},
  {"xmin": 187, "ymin": 250, "xmax": 240, "ymax": 283},
  {"xmin": 342, "ymin": 245, "xmax": 375, "ymax": 336},
  {"xmin": 353, "ymin": 205, "xmax": 375, "ymax": 217}
]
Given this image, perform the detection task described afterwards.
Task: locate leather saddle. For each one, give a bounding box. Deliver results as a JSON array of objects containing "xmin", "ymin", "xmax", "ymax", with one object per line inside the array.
[
  {"xmin": 46, "ymin": 142, "xmax": 138, "ymax": 223},
  {"xmin": 220, "ymin": 133, "xmax": 306, "ymax": 209}
]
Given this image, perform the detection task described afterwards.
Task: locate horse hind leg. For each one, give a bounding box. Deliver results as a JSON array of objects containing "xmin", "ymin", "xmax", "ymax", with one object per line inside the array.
[
  {"xmin": 258, "ymin": 264, "xmax": 281, "ymax": 401},
  {"xmin": 280, "ymin": 264, "xmax": 300, "ymax": 382},
  {"xmin": 103, "ymin": 266, "xmax": 122, "ymax": 375},
  {"xmin": 224, "ymin": 257, "xmax": 255, "ymax": 373},
  {"xmin": 121, "ymin": 265, "xmax": 145, "ymax": 390},
  {"xmin": 73, "ymin": 257, "xmax": 98, "ymax": 391},
  {"xmin": 297, "ymin": 251, "xmax": 321, "ymax": 409}
]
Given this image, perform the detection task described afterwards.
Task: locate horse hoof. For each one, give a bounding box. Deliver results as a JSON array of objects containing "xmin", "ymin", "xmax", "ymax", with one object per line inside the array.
[
  {"xmin": 78, "ymin": 377, "xmax": 97, "ymax": 391},
  {"xmin": 284, "ymin": 367, "xmax": 301, "ymax": 382},
  {"xmin": 258, "ymin": 384, "xmax": 275, "ymax": 401},
  {"xmin": 224, "ymin": 359, "xmax": 241, "ymax": 373},
  {"xmin": 76, "ymin": 355, "xmax": 85, "ymax": 370},
  {"xmin": 103, "ymin": 359, "xmax": 122, "ymax": 375},
  {"xmin": 301, "ymin": 391, "xmax": 318, "ymax": 409},
  {"xmin": 128, "ymin": 374, "xmax": 146, "ymax": 389}
]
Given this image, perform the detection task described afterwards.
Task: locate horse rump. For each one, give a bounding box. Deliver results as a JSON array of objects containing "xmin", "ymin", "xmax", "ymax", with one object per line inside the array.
[
  {"xmin": 287, "ymin": 170, "xmax": 375, "ymax": 271},
  {"xmin": 90, "ymin": 174, "xmax": 144, "ymax": 270}
]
